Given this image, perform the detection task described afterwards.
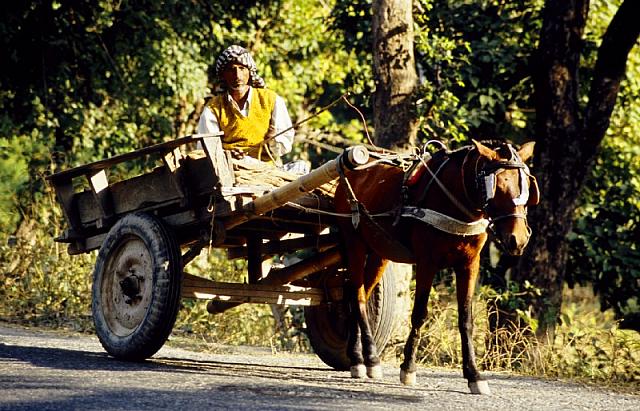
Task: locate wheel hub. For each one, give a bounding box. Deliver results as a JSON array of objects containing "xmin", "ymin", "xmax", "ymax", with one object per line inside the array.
[{"xmin": 119, "ymin": 272, "xmax": 143, "ymax": 304}]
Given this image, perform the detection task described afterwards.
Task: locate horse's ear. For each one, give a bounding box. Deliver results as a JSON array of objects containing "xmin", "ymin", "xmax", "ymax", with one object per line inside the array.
[
  {"xmin": 472, "ymin": 139, "xmax": 496, "ymax": 159},
  {"xmin": 518, "ymin": 141, "xmax": 536, "ymax": 163}
]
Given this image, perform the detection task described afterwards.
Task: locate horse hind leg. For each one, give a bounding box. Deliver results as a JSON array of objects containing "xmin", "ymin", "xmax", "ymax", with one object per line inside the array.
[
  {"xmin": 343, "ymin": 239, "xmax": 368, "ymax": 378},
  {"xmin": 346, "ymin": 280, "xmax": 383, "ymax": 379},
  {"xmin": 356, "ymin": 288, "xmax": 383, "ymax": 379},
  {"xmin": 343, "ymin": 241, "xmax": 384, "ymax": 379},
  {"xmin": 361, "ymin": 253, "xmax": 388, "ymax": 379},
  {"xmin": 400, "ymin": 262, "xmax": 436, "ymax": 386}
]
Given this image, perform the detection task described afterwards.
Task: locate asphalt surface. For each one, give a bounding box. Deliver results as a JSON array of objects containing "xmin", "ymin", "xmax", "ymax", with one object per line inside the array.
[{"xmin": 1, "ymin": 323, "xmax": 638, "ymax": 410}]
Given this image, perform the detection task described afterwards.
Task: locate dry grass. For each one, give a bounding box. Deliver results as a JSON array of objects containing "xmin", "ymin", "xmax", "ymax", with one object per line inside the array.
[{"xmin": 384, "ymin": 280, "xmax": 640, "ymax": 392}]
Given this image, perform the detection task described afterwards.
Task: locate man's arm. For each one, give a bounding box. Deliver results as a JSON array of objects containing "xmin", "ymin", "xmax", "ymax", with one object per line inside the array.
[
  {"xmin": 197, "ymin": 106, "xmax": 221, "ymax": 134},
  {"xmin": 269, "ymin": 95, "xmax": 294, "ymax": 156}
]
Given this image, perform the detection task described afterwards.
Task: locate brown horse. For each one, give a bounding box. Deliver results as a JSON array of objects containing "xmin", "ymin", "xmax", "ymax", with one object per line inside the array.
[{"xmin": 334, "ymin": 140, "xmax": 539, "ymax": 394}]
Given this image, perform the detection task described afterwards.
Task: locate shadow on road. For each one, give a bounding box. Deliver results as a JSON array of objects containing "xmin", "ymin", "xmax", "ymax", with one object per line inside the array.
[{"xmin": 1, "ymin": 343, "xmax": 431, "ymax": 410}]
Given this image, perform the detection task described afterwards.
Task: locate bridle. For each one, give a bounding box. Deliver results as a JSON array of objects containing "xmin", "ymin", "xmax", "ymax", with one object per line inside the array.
[{"xmin": 459, "ymin": 144, "xmax": 533, "ymax": 246}]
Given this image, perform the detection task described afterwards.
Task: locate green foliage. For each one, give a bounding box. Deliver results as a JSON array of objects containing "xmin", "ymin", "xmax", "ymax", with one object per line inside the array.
[
  {"xmin": 0, "ymin": 0, "xmax": 371, "ymax": 233},
  {"xmin": 331, "ymin": 0, "xmax": 544, "ymax": 146},
  {"xmin": 567, "ymin": 137, "xmax": 640, "ymax": 318},
  {"xmin": 482, "ymin": 281, "xmax": 542, "ymax": 332},
  {"xmin": 551, "ymin": 290, "xmax": 639, "ymax": 384},
  {"xmin": 413, "ymin": 0, "xmax": 544, "ymax": 145}
]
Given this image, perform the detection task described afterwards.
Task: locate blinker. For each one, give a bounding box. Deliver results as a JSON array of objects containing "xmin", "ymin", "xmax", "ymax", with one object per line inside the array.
[
  {"xmin": 512, "ymin": 168, "xmax": 530, "ymax": 206},
  {"xmin": 481, "ymin": 167, "xmax": 530, "ymax": 206}
]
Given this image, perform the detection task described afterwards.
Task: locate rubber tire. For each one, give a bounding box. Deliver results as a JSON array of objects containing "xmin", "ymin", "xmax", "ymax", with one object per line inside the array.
[
  {"xmin": 92, "ymin": 212, "xmax": 182, "ymax": 361},
  {"xmin": 304, "ymin": 263, "xmax": 399, "ymax": 370}
]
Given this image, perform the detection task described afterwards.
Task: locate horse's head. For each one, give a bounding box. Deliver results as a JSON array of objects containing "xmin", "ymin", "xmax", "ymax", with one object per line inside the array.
[{"xmin": 472, "ymin": 140, "xmax": 539, "ymax": 256}]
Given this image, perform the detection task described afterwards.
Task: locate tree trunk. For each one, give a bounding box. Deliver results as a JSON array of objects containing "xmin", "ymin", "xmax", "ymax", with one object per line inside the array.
[
  {"xmin": 370, "ymin": 0, "xmax": 419, "ymax": 347},
  {"xmin": 371, "ymin": 0, "xmax": 418, "ymax": 151},
  {"xmin": 512, "ymin": 0, "xmax": 640, "ymax": 339}
]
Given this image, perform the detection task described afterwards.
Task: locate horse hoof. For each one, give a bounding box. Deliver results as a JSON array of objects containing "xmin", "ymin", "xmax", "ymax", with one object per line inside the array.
[
  {"xmin": 350, "ymin": 364, "xmax": 366, "ymax": 378},
  {"xmin": 468, "ymin": 380, "xmax": 491, "ymax": 395},
  {"xmin": 367, "ymin": 365, "xmax": 383, "ymax": 379},
  {"xmin": 400, "ymin": 369, "xmax": 416, "ymax": 386}
]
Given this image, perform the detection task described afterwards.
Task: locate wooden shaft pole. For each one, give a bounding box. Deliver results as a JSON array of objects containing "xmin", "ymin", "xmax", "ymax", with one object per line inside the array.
[{"xmin": 223, "ymin": 146, "xmax": 369, "ymax": 230}]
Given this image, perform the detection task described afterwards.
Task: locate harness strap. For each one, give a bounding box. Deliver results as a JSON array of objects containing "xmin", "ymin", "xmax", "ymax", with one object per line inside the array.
[
  {"xmin": 401, "ymin": 207, "xmax": 490, "ymax": 236},
  {"xmin": 336, "ymin": 160, "xmax": 362, "ymax": 228},
  {"xmin": 419, "ymin": 155, "xmax": 479, "ymax": 221},
  {"xmin": 413, "ymin": 157, "xmax": 449, "ymax": 206}
]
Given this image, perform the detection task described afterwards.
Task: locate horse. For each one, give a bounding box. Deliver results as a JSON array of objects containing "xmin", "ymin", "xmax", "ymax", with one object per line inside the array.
[{"xmin": 333, "ymin": 139, "xmax": 539, "ymax": 394}]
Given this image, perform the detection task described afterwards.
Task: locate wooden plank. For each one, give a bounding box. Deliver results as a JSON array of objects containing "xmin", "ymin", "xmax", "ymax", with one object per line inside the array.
[
  {"xmin": 50, "ymin": 177, "xmax": 83, "ymax": 233},
  {"xmin": 201, "ymin": 135, "xmax": 234, "ymax": 187},
  {"xmin": 74, "ymin": 166, "xmax": 184, "ymax": 224},
  {"xmin": 205, "ymin": 247, "xmax": 343, "ymax": 314},
  {"xmin": 87, "ymin": 169, "xmax": 115, "ymax": 228},
  {"xmin": 261, "ymin": 247, "xmax": 342, "ymax": 286},
  {"xmin": 247, "ymin": 236, "xmax": 263, "ymax": 283},
  {"xmin": 162, "ymin": 147, "xmax": 183, "ymax": 172},
  {"xmin": 181, "ymin": 274, "xmax": 324, "ymax": 306},
  {"xmin": 46, "ymin": 133, "xmax": 223, "ymax": 182},
  {"xmin": 67, "ymin": 232, "xmax": 107, "ymax": 254},
  {"xmin": 162, "ymin": 147, "xmax": 191, "ymax": 208}
]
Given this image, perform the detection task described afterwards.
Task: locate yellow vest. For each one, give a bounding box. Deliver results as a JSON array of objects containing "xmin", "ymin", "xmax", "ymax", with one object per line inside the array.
[{"xmin": 207, "ymin": 88, "xmax": 276, "ymax": 160}]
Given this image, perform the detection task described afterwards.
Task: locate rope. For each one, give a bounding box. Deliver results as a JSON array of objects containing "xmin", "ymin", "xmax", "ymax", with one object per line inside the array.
[
  {"xmin": 206, "ymin": 194, "xmax": 216, "ymax": 255},
  {"xmin": 263, "ymin": 92, "xmax": 352, "ymax": 146},
  {"xmin": 341, "ymin": 95, "xmax": 376, "ymax": 148}
]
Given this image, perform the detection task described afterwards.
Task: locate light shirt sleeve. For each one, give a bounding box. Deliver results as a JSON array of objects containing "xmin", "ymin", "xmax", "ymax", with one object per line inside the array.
[
  {"xmin": 269, "ymin": 95, "xmax": 294, "ymax": 156},
  {"xmin": 197, "ymin": 105, "xmax": 220, "ymax": 134}
]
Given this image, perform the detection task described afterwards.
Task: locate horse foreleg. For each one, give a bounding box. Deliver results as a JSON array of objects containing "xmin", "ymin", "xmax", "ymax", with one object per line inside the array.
[
  {"xmin": 455, "ymin": 256, "xmax": 491, "ymax": 395},
  {"xmin": 400, "ymin": 261, "xmax": 436, "ymax": 386}
]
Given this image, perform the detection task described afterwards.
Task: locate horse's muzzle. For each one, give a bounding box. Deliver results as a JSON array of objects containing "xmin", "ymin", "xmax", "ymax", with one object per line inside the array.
[
  {"xmin": 493, "ymin": 218, "xmax": 531, "ymax": 256},
  {"xmin": 507, "ymin": 234, "xmax": 528, "ymax": 256}
]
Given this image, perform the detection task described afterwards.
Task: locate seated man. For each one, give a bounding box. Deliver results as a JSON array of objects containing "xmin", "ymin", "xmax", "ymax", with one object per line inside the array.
[{"xmin": 197, "ymin": 45, "xmax": 294, "ymax": 163}]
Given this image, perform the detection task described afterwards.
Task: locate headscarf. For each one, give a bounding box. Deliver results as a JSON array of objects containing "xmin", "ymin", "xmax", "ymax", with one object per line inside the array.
[{"xmin": 215, "ymin": 45, "xmax": 266, "ymax": 89}]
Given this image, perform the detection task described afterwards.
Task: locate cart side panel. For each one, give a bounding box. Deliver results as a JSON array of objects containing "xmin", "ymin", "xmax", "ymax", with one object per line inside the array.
[
  {"xmin": 74, "ymin": 166, "xmax": 184, "ymax": 226},
  {"xmin": 69, "ymin": 136, "xmax": 233, "ymax": 229}
]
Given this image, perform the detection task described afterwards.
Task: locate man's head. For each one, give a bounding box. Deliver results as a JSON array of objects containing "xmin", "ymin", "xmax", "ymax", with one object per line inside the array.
[{"xmin": 215, "ymin": 45, "xmax": 265, "ymax": 91}]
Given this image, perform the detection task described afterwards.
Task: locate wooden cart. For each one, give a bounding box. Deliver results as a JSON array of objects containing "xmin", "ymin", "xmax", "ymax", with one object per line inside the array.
[{"xmin": 46, "ymin": 134, "xmax": 399, "ymax": 369}]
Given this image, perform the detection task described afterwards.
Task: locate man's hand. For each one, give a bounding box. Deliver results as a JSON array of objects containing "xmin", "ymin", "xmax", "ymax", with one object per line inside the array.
[{"xmin": 229, "ymin": 148, "xmax": 245, "ymax": 159}]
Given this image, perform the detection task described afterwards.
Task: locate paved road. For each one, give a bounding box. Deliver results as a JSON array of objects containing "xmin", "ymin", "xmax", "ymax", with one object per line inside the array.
[{"xmin": 1, "ymin": 323, "xmax": 638, "ymax": 410}]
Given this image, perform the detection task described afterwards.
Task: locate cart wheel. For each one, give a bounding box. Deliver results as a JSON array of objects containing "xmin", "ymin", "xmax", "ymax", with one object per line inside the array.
[
  {"xmin": 92, "ymin": 212, "xmax": 182, "ymax": 361},
  {"xmin": 304, "ymin": 263, "xmax": 399, "ymax": 370}
]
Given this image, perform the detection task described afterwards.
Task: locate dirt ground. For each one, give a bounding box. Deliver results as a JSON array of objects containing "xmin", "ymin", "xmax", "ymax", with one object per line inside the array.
[{"xmin": 1, "ymin": 322, "xmax": 638, "ymax": 410}]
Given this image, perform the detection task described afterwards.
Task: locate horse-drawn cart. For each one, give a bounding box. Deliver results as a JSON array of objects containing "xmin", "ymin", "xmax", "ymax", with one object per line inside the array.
[{"xmin": 46, "ymin": 134, "xmax": 399, "ymax": 369}]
